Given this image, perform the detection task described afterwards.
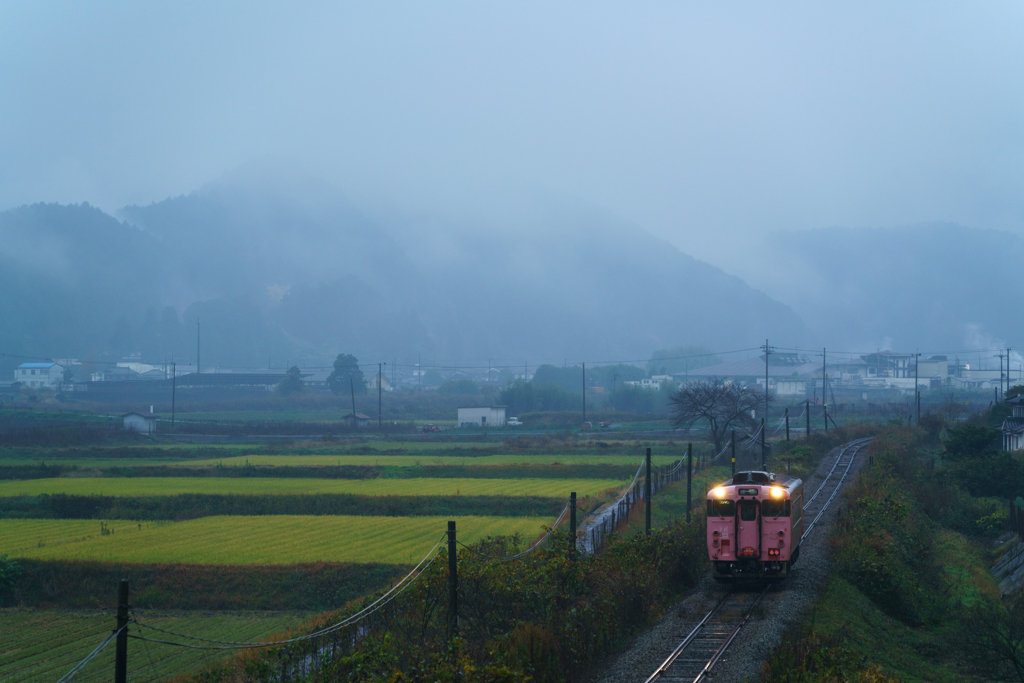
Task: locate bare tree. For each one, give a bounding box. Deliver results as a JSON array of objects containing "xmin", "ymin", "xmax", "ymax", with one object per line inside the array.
[
  {"xmin": 938, "ymin": 391, "xmax": 966, "ymax": 424},
  {"xmin": 669, "ymin": 378, "xmax": 770, "ymax": 452}
]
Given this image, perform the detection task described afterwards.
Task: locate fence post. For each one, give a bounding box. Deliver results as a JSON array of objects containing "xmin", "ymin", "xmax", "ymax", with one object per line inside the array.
[
  {"xmin": 643, "ymin": 447, "xmax": 651, "ymax": 535},
  {"xmin": 569, "ymin": 492, "xmax": 577, "ymax": 556},
  {"xmin": 447, "ymin": 521, "xmax": 458, "ymax": 638},
  {"xmin": 686, "ymin": 443, "xmax": 693, "ymax": 523},
  {"xmin": 115, "ymin": 578, "xmax": 129, "ymax": 683}
]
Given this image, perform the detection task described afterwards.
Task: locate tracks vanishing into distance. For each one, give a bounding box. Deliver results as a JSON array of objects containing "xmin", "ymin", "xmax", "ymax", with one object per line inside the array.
[{"xmin": 643, "ymin": 437, "xmax": 873, "ymax": 683}]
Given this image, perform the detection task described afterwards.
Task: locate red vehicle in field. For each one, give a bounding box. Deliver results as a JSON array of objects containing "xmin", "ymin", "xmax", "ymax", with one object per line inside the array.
[{"xmin": 706, "ymin": 470, "xmax": 804, "ymax": 582}]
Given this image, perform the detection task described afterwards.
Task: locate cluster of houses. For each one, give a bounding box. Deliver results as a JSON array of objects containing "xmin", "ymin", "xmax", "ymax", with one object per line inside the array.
[{"xmin": 669, "ymin": 351, "xmax": 1019, "ymax": 399}]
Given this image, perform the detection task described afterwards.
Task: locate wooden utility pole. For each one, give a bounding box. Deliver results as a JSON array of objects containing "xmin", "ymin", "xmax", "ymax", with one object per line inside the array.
[
  {"xmin": 115, "ymin": 579, "xmax": 129, "ymax": 683},
  {"xmin": 645, "ymin": 448, "xmax": 652, "ymax": 535},
  {"xmin": 447, "ymin": 521, "xmax": 458, "ymax": 638},
  {"xmin": 686, "ymin": 443, "xmax": 693, "ymax": 523}
]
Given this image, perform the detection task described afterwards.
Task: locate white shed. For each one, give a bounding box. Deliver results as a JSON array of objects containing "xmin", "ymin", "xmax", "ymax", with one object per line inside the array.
[
  {"xmin": 123, "ymin": 411, "xmax": 158, "ymax": 433},
  {"xmin": 457, "ymin": 406, "xmax": 507, "ymax": 428}
]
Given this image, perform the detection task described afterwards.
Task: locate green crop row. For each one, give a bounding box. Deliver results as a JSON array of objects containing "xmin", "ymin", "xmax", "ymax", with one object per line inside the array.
[
  {"xmin": 0, "ymin": 476, "xmax": 623, "ymax": 498},
  {"xmin": 0, "ymin": 515, "xmax": 556, "ymax": 565},
  {"xmin": 0, "ymin": 609, "xmax": 307, "ymax": 683},
  {"xmin": 179, "ymin": 453, "xmax": 680, "ymax": 467}
]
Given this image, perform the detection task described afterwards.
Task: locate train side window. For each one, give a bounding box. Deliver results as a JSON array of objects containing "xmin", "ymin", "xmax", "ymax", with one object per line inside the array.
[
  {"xmin": 740, "ymin": 501, "xmax": 757, "ymax": 521},
  {"xmin": 761, "ymin": 499, "xmax": 788, "ymax": 517}
]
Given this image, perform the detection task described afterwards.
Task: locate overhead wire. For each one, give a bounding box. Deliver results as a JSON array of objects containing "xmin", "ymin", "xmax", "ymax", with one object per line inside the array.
[
  {"xmin": 457, "ymin": 504, "xmax": 570, "ymax": 561},
  {"xmin": 131, "ymin": 533, "xmax": 447, "ymax": 650},
  {"xmin": 55, "ymin": 624, "xmax": 126, "ymax": 683}
]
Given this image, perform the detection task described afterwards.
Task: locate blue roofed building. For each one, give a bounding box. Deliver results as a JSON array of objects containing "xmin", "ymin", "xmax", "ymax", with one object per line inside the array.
[{"xmin": 14, "ymin": 362, "xmax": 64, "ymax": 390}]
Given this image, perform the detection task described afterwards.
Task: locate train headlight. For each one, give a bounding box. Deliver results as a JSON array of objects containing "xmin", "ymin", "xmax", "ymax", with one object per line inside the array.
[
  {"xmin": 770, "ymin": 487, "xmax": 785, "ymax": 499},
  {"xmin": 712, "ymin": 487, "xmax": 727, "ymax": 498}
]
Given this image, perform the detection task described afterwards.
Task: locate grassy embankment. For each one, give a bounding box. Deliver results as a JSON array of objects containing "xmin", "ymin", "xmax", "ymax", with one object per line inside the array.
[{"xmin": 760, "ymin": 420, "xmax": 1017, "ymax": 683}]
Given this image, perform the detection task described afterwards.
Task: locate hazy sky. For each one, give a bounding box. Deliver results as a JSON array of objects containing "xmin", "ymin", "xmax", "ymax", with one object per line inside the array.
[{"xmin": 2, "ymin": 2, "xmax": 1021, "ymax": 264}]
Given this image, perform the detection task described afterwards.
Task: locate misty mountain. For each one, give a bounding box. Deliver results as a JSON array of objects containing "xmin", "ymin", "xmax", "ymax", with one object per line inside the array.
[
  {"xmin": 0, "ymin": 173, "xmax": 812, "ymax": 371},
  {"xmin": 741, "ymin": 223, "xmax": 1024, "ymax": 352}
]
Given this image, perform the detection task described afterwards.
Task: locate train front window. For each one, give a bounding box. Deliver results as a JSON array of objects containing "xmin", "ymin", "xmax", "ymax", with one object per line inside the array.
[
  {"xmin": 740, "ymin": 501, "xmax": 757, "ymax": 521},
  {"xmin": 762, "ymin": 500, "xmax": 790, "ymax": 517},
  {"xmin": 706, "ymin": 499, "xmax": 735, "ymax": 517}
]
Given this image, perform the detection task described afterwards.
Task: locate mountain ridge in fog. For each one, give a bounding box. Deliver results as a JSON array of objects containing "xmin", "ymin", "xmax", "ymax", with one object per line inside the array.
[
  {"xmin": 739, "ymin": 223, "xmax": 1024, "ymax": 352},
  {"xmin": 0, "ymin": 171, "xmax": 812, "ymax": 370}
]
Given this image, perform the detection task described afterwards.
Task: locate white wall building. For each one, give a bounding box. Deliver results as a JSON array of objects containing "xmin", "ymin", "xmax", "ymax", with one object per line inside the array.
[
  {"xmin": 123, "ymin": 411, "xmax": 158, "ymax": 433},
  {"xmin": 457, "ymin": 406, "xmax": 507, "ymax": 427},
  {"xmin": 14, "ymin": 362, "xmax": 63, "ymax": 389}
]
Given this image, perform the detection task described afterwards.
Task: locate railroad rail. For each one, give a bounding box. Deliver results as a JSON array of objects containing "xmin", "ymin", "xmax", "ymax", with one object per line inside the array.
[{"xmin": 643, "ymin": 437, "xmax": 873, "ymax": 683}]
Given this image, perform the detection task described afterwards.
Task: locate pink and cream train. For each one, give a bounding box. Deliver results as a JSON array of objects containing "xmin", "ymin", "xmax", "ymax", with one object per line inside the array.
[{"xmin": 706, "ymin": 471, "xmax": 803, "ymax": 582}]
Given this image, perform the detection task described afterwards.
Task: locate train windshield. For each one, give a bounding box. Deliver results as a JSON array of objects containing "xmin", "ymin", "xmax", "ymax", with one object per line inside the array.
[
  {"xmin": 707, "ymin": 499, "xmax": 736, "ymax": 517},
  {"xmin": 740, "ymin": 501, "xmax": 757, "ymax": 521},
  {"xmin": 761, "ymin": 500, "xmax": 790, "ymax": 517}
]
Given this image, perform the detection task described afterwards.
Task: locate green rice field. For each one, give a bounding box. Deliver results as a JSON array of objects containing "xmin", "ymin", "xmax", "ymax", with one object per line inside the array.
[
  {"xmin": 0, "ymin": 609, "xmax": 309, "ymax": 683},
  {"xmin": 0, "ymin": 476, "xmax": 624, "ymax": 498},
  {"xmin": 179, "ymin": 453, "xmax": 680, "ymax": 467},
  {"xmin": 0, "ymin": 515, "xmax": 554, "ymax": 564}
]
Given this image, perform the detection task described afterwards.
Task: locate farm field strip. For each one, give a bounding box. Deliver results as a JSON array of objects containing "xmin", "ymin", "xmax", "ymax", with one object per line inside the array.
[
  {"xmin": 0, "ymin": 609, "xmax": 308, "ymax": 683},
  {"xmin": 179, "ymin": 454, "xmax": 682, "ymax": 467},
  {"xmin": 0, "ymin": 477, "xmax": 624, "ymax": 498},
  {"xmin": 0, "ymin": 515, "xmax": 555, "ymax": 564}
]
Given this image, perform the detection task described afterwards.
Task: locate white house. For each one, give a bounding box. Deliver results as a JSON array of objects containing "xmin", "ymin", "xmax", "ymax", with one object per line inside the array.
[
  {"xmin": 457, "ymin": 406, "xmax": 507, "ymax": 427},
  {"xmin": 123, "ymin": 411, "xmax": 158, "ymax": 433},
  {"xmin": 15, "ymin": 362, "xmax": 64, "ymax": 390}
]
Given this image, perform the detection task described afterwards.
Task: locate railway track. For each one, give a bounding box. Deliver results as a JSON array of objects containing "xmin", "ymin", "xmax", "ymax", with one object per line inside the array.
[{"xmin": 643, "ymin": 437, "xmax": 873, "ymax": 683}]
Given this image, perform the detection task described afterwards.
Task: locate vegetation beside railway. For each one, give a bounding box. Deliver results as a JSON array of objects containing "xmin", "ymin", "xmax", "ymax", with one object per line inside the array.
[{"xmin": 760, "ymin": 417, "xmax": 1023, "ymax": 683}]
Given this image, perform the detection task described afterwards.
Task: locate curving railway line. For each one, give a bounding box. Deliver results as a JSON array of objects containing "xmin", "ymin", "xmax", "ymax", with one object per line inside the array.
[{"xmin": 643, "ymin": 437, "xmax": 873, "ymax": 683}]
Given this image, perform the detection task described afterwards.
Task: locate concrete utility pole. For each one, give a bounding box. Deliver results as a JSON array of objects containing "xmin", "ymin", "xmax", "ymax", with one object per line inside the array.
[
  {"xmin": 378, "ymin": 362, "xmax": 385, "ymax": 431},
  {"xmin": 760, "ymin": 418, "xmax": 766, "ymax": 470},
  {"xmin": 171, "ymin": 362, "xmax": 176, "ymax": 428},
  {"xmin": 806, "ymin": 399, "xmax": 810, "ymax": 438},
  {"xmin": 914, "ymin": 350, "xmax": 920, "ymax": 424},
  {"xmin": 761, "ymin": 339, "xmax": 772, "ymax": 428},
  {"xmin": 350, "ymin": 379, "xmax": 356, "ymax": 428},
  {"xmin": 731, "ymin": 430, "xmax": 736, "ymax": 476},
  {"xmin": 196, "ymin": 318, "xmax": 200, "ymax": 378},
  {"xmin": 822, "ymin": 349, "xmax": 827, "ymax": 432},
  {"xmin": 686, "ymin": 443, "xmax": 693, "ymax": 523},
  {"xmin": 582, "ymin": 362, "xmax": 586, "ymax": 425},
  {"xmin": 645, "ymin": 448, "xmax": 652, "ymax": 535}
]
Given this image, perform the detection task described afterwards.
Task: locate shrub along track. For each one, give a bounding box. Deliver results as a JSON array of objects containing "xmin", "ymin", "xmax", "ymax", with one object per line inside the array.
[{"xmin": 595, "ymin": 438, "xmax": 873, "ymax": 683}]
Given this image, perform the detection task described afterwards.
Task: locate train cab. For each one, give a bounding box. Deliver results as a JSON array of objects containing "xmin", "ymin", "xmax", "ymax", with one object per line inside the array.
[{"xmin": 706, "ymin": 470, "xmax": 803, "ymax": 582}]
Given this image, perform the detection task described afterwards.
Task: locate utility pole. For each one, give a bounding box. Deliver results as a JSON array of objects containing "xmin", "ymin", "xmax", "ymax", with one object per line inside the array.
[
  {"xmin": 350, "ymin": 379, "xmax": 357, "ymax": 429},
  {"xmin": 821, "ymin": 347, "xmax": 826, "ymax": 426},
  {"xmin": 806, "ymin": 399, "xmax": 810, "ymax": 438},
  {"xmin": 785, "ymin": 407, "xmax": 789, "ymax": 441},
  {"xmin": 760, "ymin": 417, "xmax": 766, "ymax": 470},
  {"xmin": 115, "ymin": 579, "xmax": 129, "ymax": 683},
  {"xmin": 686, "ymin": 443, "xmax": 693, "ymax": 523},
  {"xmin": 447, "ymin": 521, "xmax": 457, "ymax": 638},
  {"xmin": 645, "ymin": 447, "xmax": 652, "ymax": 535},
  {"xmin": 914, "ymin": 349, "xmax": 920, "ymax": 424},
  {"xmin": 824, "ymin": 403, "xmax": 829, "ymax": 433},
  {"xmin": 730, "ymin": 430, "xmax": 736, "ymax": 476},
  {"xmin": 196, "ymin": 318, "xmax": 200, "ymax": 379},
  {"xmin": 378, "ymin": 362, "xmax": 385, "ymax": 431},
  {"xmin": 582, "ymin": 362, "xmax": 586, "ymax": 425},
  {"xmin": 171, "ymin": 362, "xmax": 176, "ymax": 429},
  {"xmin": 762, "ymin": 339, "xmax": 772, "ymax": 427},
  {"xmin": 569, "ymin": 492, "xmax": 577, "ymax": 556}
]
